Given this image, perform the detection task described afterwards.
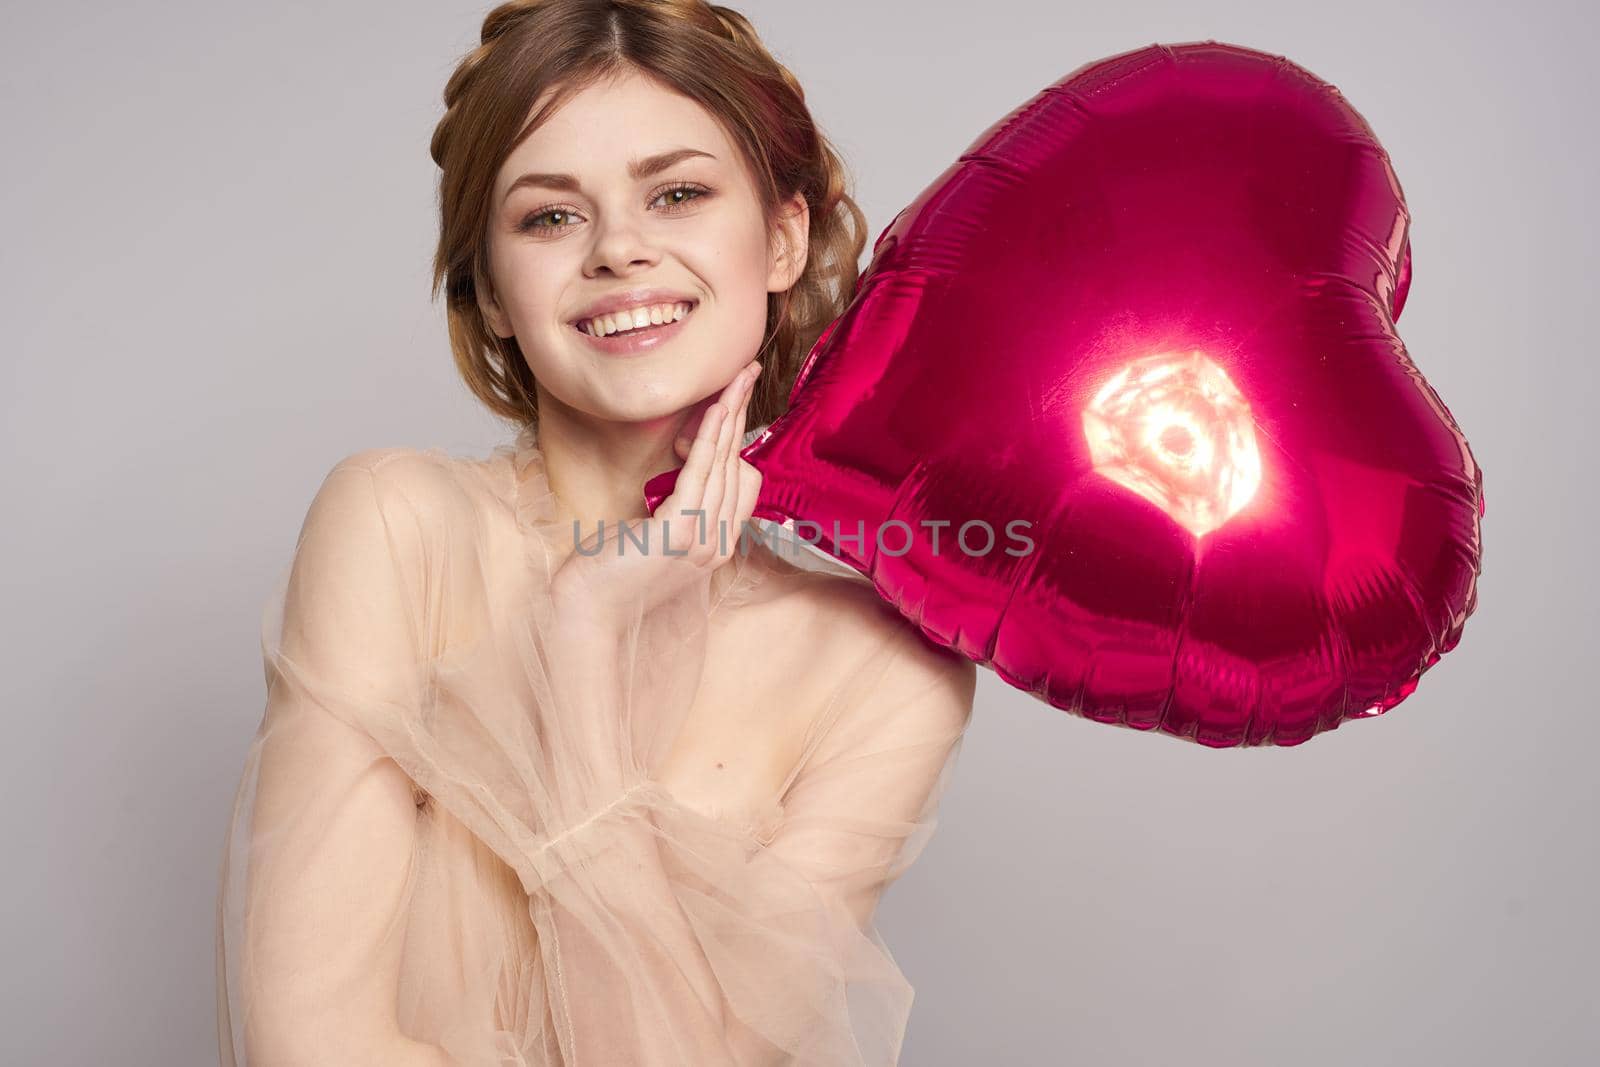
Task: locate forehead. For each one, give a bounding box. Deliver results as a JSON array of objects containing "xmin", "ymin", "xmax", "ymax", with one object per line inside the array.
[{"xmin": 499, "ymin": 70, "xmax": 738, "ymax": 190}]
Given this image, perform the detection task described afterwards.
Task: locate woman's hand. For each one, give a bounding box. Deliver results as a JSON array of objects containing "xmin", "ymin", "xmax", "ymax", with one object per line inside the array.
[{"xmin": 549, "ymin": 359, "xmax": 764, "ymax": 630}]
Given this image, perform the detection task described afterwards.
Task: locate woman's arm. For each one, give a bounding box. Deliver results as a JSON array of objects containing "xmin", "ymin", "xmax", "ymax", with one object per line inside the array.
[
  {"xmin": 534, "ymin": 608, "xmax": 976, "ymax": 1066},
  {"xmin": 753, "ymin": 627, "xmax": 977, "ymax": 934},
  {"xmin": 535, "ymin": 612, "xmax": 736, "ymax": 1062},
  {"xmin": 225, "ymin": 460, "xmax": 456, "ymax": 1066},
  {"xmin": 730, "ymin": 624, "xmax": 976, "ymax": 1065}
]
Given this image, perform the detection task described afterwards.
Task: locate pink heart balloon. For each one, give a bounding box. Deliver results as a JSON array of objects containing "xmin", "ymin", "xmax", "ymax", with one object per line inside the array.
[{"xmin": 645, "ymin": 41, "xmax": 1484, "ymax": 747}]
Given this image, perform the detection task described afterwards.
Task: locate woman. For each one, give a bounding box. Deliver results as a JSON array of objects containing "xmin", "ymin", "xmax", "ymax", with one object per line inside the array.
[{"xmin": 215, "ymin": 2, "xmax": 977, "ymax": 1064}]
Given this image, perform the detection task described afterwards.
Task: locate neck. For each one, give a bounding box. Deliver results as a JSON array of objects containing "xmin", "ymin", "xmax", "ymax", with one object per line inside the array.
[{"xmin": 529, "ymin": 397, "xmax": 690, "ymax": 534}]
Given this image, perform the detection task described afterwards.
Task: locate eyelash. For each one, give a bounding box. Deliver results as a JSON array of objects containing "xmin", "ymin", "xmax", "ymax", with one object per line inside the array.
[{"xmin": 516, "ymin": 182, "xmax": 711, "ymax": 234}]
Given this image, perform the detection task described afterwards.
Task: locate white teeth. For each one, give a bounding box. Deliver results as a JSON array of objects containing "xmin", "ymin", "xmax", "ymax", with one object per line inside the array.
[{"xmin": 579, "ymin": 302, "xmax": 691, "ymax": 336}]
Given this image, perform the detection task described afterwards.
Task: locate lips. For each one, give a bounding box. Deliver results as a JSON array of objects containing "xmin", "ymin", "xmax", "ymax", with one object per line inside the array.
[
  {"xmin": 566, "ymin": 288, "xmax": 699, "ymax": 327},
  {"xmin": 571, "ymin": 300, "xmax": 695, "ymax": 356},
  {"xmin": 571, "ymin": 300, "xmax": 696, "ymax": 337}
]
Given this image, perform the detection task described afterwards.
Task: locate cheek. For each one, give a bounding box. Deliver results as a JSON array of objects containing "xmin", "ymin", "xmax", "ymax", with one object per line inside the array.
[
  {"xmin": 482, "ymin": 244, "xmax": 573, "ymax": 382},
  {"xmin": 705, "ymin": 267, "xmax": 769, "ymax": 366},
  {"xmin": 491, "ymin": 246, "xmax": 569, "ymax": 334},
  {"xmin": 698, "ymin": 218, "xmax": 775, "ymax": 341}
]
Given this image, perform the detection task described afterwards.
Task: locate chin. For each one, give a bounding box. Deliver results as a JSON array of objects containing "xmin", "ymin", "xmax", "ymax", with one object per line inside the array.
[{"xmin": 586, "ymin": 384, "xmax": 704, "ymax": 427}]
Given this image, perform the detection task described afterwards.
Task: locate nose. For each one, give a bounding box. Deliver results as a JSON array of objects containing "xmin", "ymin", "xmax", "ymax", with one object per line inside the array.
[{"xmin": 581, "ymin": 211, "xmax": 660, "ymax": 277}]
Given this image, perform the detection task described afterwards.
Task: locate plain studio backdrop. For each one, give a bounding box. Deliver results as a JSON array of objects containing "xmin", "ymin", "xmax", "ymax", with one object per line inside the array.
[{"xmin": 2, "ymin": 0, "xmax": 1593, "ymax": 1063}]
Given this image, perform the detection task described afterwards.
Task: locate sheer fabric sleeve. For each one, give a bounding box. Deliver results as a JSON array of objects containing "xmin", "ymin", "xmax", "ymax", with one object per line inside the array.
[
  {"xmin": 706, "ymin": 618, "xmax": 978, "ymax": 1064},
  {"xmin": 754, "ymin": 621, "xmax": 977, "ymax": 936},
  {"xmin": 215, "ymin": 452, "xmax": 453, "ymax": 1066},
  {"xmin": 216, "ymin": 434, "xmax": 980, "ymax": 1067},
  {"xmin": 517, "ymin": 574, "xmax": 978, "ymax": 1067}
]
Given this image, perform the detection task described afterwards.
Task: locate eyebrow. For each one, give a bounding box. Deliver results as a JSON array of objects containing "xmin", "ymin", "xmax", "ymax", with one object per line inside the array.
[{"xmin": 502, "ymin": 148, "xmax": 717, "ymax": 202}]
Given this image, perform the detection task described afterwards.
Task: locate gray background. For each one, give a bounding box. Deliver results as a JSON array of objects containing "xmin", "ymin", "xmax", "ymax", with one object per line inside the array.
[{"xmin": 3, "ymin": 0, "xmax": 1594, "ymax": 1063}]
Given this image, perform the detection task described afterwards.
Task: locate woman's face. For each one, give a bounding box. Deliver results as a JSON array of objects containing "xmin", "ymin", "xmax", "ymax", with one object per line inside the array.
[{"xmin": 480, "ymin": 68, "xmax": 808, "ymax": 426}]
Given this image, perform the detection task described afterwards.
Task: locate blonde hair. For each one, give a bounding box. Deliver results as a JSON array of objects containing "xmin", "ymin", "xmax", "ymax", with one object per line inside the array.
[{"xmin": 429, "ymin": 0, "xmax": 868, "ymax": 431}]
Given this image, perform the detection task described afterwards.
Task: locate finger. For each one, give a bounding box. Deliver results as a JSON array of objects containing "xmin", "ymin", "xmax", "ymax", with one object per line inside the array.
[
  {"xmin": 676, "ymin": 362, "xmax": 752, "ymax": 460},
  {"xmin": 699, "ymin": 397, "xmax": 736, "ymax": 556},
  {"xmin": 730, "ymin": 362, "xmax": 755, "ymax": 460},
  {"xmin": 664, "ymin": 402, "xmax": 724, "ymax": 524},
  {"xmin": 716, "ymin": 364, "xmax": 758, "ymax": 550},
  {"xmin": 669, "ymin": 402, "xmax": 726, "ymax": 554},
  {"xmin": 722, "ymin": 366, "xmax": 757, "ymax": 549}
]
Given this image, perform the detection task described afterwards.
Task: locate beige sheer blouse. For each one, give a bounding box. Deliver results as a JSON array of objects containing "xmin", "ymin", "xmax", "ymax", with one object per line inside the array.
[{"xmin": 215, "ymin": 424, "xmax": 977, "ymax": 1066}]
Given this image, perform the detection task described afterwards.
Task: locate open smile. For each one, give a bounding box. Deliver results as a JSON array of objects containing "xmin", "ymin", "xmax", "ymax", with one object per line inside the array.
[{"xmin": 570, "ymin": 300, "xmax": 697, "ymax": 356}]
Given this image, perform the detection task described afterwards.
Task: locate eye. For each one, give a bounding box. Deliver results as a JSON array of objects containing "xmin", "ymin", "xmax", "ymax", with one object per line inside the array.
[
  {"xmin": 651, "ymin": 182, "xmax": 711, "ymax": 212},
  {"xmin": 516, "ymin": 205, "xmax": 582, "ymax": 234},
  {"xmin": 513, "ymin": 182, "xmax": 712, "ymax": 236}
]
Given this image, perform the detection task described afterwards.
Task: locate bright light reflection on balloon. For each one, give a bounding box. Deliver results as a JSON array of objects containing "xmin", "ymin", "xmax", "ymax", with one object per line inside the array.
[{"xmin": 1083, "ymin": 350, "xmax": 1262, "ymax": 538}]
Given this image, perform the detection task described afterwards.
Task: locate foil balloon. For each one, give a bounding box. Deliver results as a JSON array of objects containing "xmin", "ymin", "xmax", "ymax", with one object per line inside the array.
[{"xmin": 644, "ymin": 41, "xmax": 1485, "ymax": 747}]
